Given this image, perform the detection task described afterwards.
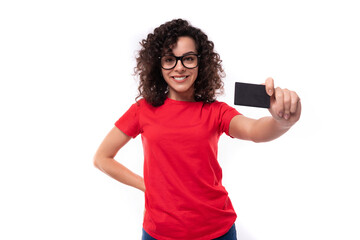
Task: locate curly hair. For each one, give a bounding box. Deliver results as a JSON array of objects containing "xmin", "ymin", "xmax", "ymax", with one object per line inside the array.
[{"xmin": 135, "ymin": 19, "xmax": 225, "ymax": 107}]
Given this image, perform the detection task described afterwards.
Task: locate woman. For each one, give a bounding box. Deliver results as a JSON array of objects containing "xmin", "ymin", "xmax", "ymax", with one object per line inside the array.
[{"xmin": 93, "ymin": 19, "xmax": 301, "ymax": 240}]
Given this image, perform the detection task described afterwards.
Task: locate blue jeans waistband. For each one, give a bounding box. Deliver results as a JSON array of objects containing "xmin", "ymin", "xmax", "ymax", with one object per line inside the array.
[{"xmin": 142, "ymin": 224, "xmax": 237, "ymax": 240}]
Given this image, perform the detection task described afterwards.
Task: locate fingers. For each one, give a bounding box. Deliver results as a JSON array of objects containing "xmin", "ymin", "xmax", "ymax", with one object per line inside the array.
[
  {"xmin": 264, "ymin": 77, "xmax": 301, "ymax": 122},
  {"xmin": 273, "ymin": 87, "xmax": 300, "ymax": 120},
  {"xmin": 283, "ymin": 89, "xmax": 291, "ymax": 120},
  {"xmin": 290, "ymin": 91, "xmax": 300, "ymax": 114},
  {"xmin": 274, "ymin": 87, "xmax": 284, "ymax": 118},
  {"xmin": 265, "ymin": 77, "xmax": 274, "ymax": 96}
]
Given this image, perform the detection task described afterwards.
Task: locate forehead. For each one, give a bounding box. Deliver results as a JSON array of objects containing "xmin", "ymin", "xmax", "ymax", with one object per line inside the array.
[{"xmin": 169, "ymin": 36, "xmax": 197, "ymax": 55}]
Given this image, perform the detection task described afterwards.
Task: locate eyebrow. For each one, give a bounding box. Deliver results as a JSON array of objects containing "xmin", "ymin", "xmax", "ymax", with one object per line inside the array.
[
  {"xmin": 165, "ymin": 51, "xmax": 198, "ymax": 57},
  {"xmin": 182, "ymin": 51, "xmax": 197, "ymax": 55}
]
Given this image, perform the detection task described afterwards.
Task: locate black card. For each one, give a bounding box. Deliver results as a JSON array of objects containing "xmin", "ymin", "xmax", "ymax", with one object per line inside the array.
[{"xmin": 234, "ymin": 82, "xmax": 270, "ymax": 108}]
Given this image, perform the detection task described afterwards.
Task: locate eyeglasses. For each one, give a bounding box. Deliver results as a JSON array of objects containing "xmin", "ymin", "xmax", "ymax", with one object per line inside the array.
[{"xmin": 160, "ymin": 54, "xmax": 200, "ymax": 70}]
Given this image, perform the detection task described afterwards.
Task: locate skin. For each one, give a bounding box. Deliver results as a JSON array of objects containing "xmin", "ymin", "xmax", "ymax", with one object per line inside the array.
[
  {"xmin": 161, "ymin": 36, "xmax": 198, "ymax": 102},
  {"xmin": 230, "ymin": 77, "xmax": 301, "ymax": 142},
  {"xmin": 93, "ymin": 36, "xmax": 301, "ymax": 192}
]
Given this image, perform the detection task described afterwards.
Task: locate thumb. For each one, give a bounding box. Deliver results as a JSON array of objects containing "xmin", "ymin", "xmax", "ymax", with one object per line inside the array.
[{"xmin": 265, "ymin": 77, "xmax": 274, "ymax": 96}]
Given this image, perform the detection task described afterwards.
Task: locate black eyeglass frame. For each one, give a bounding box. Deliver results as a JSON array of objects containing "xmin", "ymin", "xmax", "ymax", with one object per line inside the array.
[{"xmin": 159, "ymin": 54, "xmax": 201, "ymax": 70}]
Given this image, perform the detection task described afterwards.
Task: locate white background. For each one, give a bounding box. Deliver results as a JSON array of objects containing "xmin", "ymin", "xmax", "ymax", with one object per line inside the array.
[{"xmin": 1, "ymin": 0, "xmax": 359, "ymax": 239}]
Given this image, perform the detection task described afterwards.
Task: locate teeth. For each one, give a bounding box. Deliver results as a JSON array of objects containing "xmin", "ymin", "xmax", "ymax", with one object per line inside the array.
[{"xmin": 174, "ymin": 76, "xmax": 187, "ymax": 81}]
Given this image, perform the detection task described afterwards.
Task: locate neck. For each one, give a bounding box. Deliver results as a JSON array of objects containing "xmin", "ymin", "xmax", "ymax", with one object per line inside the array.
[{"xmin": 167, "ymin": 90, "xmax": 195, "ymax": 102}]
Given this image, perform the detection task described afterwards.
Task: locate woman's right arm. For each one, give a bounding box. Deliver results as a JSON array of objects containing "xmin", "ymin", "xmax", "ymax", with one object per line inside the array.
[{"xmin": 93, "ymin": 126, "xmax": 145, "ymax": 192}]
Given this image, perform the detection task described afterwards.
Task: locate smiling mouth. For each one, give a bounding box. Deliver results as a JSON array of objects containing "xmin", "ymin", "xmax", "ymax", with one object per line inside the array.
[{"xmin": 172, "ymin": 76, "xmax": 188, "ymax": 81}]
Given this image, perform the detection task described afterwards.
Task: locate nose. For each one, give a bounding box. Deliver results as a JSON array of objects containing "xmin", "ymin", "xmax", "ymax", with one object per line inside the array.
[{"xmin": 174, "ymin": 59, "xmax": 185, "ymax": 72}]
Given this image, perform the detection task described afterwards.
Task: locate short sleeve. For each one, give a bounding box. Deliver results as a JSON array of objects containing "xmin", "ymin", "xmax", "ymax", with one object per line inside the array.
[
  {"xmin": 218, "ymin": 102, "xmax": 241, "ymax": 137},
  {"xmin": 115, "ymin": 102, "xmax": 142, "ymax": 138}
]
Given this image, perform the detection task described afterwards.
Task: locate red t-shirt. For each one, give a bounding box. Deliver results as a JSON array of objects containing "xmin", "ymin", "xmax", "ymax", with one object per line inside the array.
[{"xmin": 115, "ymin": 98, "xmax": 241, "ymax": 240}]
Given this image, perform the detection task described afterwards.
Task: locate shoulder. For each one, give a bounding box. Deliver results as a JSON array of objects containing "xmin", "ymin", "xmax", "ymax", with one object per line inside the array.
[
  {"xmin": 136, "ymin": 98, "xmax": 157, "ymax": 108},
  {"xmin": 127, "ymin": 98, "xmax": 159, "ymax": 116},
  {"xmin": 135, "ymin": 98, "xmax": 146, "ymax": 106},
  {"xmin": 130, "ymin": 98, "xmax": 151, "ymax": 110},
  {"xmin": 207, "ymin": 100, "xmax": 241, "ymax": 119},
  {"xmin": 207, "ymin": 100, "xmax": 236, "ymax": 111}
]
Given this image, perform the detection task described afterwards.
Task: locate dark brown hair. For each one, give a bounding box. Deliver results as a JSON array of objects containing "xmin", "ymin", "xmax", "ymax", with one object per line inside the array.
[{"xmin": 135, "ymin": 19, "xmax": 225, "ymax": 106}]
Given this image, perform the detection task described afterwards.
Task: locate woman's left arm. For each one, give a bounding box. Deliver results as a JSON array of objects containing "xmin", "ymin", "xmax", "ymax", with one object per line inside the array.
[{"xmin": 229, "ymin": 78, "xmax": 301, "ymax": 142}]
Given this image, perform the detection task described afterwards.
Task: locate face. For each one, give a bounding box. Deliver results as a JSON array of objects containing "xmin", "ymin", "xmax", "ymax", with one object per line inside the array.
[{"xmin": 161, "ymin": 36, "xmax": 199, "ymax": 101}]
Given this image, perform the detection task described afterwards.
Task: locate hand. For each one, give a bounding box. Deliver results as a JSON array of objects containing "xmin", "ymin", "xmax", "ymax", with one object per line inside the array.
[{"xmin": 265, "ymin": 77, "xmax": 301, "ymax": 127}]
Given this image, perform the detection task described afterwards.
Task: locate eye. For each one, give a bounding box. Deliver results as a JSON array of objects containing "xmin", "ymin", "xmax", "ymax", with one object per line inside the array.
[
  {"xmin": 183, "ymin": 56, "xmax": 195, "ymax": 62},
  {"xmin": 163, "ymin": 56, "xmax": 175, "ymax": 62}
]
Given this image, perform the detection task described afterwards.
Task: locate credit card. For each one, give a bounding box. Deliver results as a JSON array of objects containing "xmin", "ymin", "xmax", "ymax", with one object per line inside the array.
[{"xmin": 234, "ymin": 82, "xmax": 270, "ymax": 108}]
